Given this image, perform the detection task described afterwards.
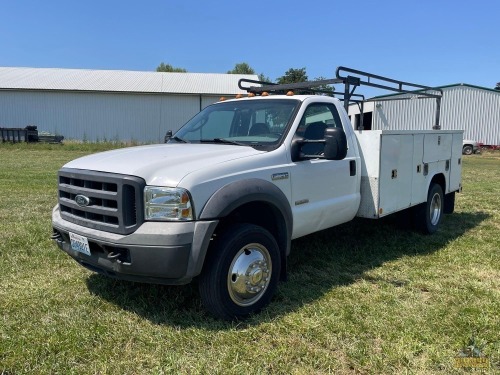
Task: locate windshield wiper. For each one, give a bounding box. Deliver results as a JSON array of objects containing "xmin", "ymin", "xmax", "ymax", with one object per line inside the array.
[
  {"xmin": 199, "ymin": 138, "xmax": 246, "ymax": 146},
  {"xmin": 171, "ymin": 136, "xmax": 190, "ymax": 143}
]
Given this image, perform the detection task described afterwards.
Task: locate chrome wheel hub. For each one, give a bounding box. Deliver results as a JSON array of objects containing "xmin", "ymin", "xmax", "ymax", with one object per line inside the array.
[
  {"xmin": 227, "ymin": 244, "xmax": 272, "ymax": 306},
  {"xmin": 429, "ymin": 192, "xmax": 442, "ymax": 225}
]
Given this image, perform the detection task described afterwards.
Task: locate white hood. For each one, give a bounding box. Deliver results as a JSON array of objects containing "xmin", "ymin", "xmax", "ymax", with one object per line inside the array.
[{"xmin": 64, "ymin": 143, "xmax": 264, "ymax": 186}]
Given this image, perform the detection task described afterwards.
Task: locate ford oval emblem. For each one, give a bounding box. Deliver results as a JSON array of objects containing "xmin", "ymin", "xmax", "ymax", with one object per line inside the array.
[{"xmin": 75, "ymin": 194, "xmax": 91, "ymax": 207}]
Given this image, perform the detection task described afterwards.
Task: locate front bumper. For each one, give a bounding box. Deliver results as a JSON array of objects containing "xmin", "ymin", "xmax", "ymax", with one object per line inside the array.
[{"xmin": 52, "ymin": 206, "xmax": 218, "ymax": 285}]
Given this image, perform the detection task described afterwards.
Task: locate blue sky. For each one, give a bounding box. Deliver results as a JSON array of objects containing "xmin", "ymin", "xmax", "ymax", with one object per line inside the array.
[{"xmin": 1, "ymin": 0, "xmax": 499, "ymax": 93}]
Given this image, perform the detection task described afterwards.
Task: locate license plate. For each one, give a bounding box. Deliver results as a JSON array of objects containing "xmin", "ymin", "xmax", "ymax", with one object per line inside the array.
[{"xmin": 69, "ymin": 232, "xmax": 91, "ymax": 256}]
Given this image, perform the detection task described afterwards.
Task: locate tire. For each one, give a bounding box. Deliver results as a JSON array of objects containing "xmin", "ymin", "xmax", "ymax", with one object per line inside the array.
[
  {"xmin": 444, "ymin": 192, "xmax": 455, "ymax": 214},
  {"xmin": 199, "ymin": 223, "xmax": 281, "ymax": 320},
  {"xmin": 414, "ymin": 183, "xmax": 444, "ymax": 234},
  {"xmin": 462, "ymin": 145, "xmax": 473, "ymax": 155}
]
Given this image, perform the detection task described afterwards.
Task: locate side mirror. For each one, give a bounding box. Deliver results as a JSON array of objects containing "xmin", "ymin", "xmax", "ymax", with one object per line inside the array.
[
  {"xmin": 164, "ymin": 130, "xmax": 173, "ymax": 143},
  {"xmin": 291, "ymin": 128, "xmax": 348, "ymax": 162},
  {"xmin": 291, "ymin": 136, "xmax": 304, "ymax": 162},
  {"xmin": 323, "ymin": 128, "xmax": 348, "ymax": 160}
]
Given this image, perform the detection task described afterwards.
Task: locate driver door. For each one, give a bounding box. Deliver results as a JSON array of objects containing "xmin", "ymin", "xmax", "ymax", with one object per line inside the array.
[{"xmin": 290, "ymin": 102, "xmax": 359, "ymax": 239}]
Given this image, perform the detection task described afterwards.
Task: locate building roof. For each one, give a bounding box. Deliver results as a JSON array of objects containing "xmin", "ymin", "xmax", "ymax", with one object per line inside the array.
[
  {"xmin": 434, "ymin": 83, "xmax": 500, "ymax": 93},
  {"xmin": 372, "ymin": 83, "xmax": 500, "ymax": 100},
  {"xmin": 0, "ymin": 67, "xmax": 258, "ymax": 95}
]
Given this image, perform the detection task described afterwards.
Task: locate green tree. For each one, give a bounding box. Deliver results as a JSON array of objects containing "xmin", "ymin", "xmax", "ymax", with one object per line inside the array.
[
  {"xmin": 312, "ymin": 76, "xmax": 335, "ymax": 96},
  {"xmin": 495, "ymin": 82, "xmax": 500, "ymax": 90},
  {"xmin": 276, "ymin": 67, "xmax": 308, "ymax": 84},
  {"xmin": 156, "ymin": 62, "xmax": 187, "ymax": 72},
  {"xmin": 258, "ymin": 73, "xmax": 272, "ymax": 83},
  {"xmin": 227, "ymin": 62, "xmax": 270, "ymax": 83},
  {"xmin": 276, "ymin": 69, "xmax": 335, "ymax": 95},
  {"xmin": 227, "ymin": 62, "xmax": 255, "ymax": 75},
  {"xmin": 276, "ymin": 68, "xmax": 333, "ymax": 95}
]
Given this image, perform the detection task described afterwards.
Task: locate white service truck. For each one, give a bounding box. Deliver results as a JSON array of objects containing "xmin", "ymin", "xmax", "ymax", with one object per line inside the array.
[{"xmin": 52, "ymin": 67, "xmax": 463, "ymax": 319}]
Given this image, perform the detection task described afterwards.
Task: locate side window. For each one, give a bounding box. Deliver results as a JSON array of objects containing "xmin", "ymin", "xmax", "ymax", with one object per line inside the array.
[
  {"xmin": 296, "ymin": 103, "xmax": 343, "ymax": 137},
  {"xmin": 296, "ymin": 103, "xmax": 344, "ymax": 155}
]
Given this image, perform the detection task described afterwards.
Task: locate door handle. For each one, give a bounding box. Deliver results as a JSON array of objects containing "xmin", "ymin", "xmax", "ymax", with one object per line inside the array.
[{"xmin": 350, "ymin": 160, "xmax": 356, "ymax": 176}]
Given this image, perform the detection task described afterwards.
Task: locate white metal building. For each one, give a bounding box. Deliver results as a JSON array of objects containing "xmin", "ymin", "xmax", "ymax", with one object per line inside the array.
[
  {"xmin": 0, "ymin": 67, "xmax": 258, "ymax": 143},
  {"xmin": 348, "ymin": 84, "xmax": 500, "ymax": 146}
]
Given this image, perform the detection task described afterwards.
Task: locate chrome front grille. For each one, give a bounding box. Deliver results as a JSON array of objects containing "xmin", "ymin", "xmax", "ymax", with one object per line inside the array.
[{"xmin": 58, "ymin": 168, "xmax": 145, "ymax": 235}]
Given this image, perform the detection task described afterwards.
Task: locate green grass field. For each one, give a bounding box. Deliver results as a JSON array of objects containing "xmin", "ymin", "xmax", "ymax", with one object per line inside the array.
[{"xmin": 0, "ymin": 143, "xmax": 498, "ymax": 374}]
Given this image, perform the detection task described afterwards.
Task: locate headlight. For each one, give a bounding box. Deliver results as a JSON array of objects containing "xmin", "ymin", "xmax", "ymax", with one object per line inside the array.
[{"xmin": 144, "ymin": 187, "xmax": 193, "ymax": 221}]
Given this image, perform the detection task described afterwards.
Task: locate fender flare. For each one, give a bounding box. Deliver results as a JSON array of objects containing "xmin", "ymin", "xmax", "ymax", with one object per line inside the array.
[{"xmin": 199, "ymin": 178, "xmax": 293, "ymax": 256}]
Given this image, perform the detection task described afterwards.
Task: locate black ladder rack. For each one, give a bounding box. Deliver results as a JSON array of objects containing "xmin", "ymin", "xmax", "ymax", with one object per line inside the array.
[{"xmin": 239, "ymin": 66, "xmax": 443, "ymax": 129}]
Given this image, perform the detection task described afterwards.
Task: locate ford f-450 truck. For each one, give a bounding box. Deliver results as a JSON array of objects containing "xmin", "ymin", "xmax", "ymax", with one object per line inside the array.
[{"xmin": 52, "ymin": 67, "xmax": 463, "ymax": 319}]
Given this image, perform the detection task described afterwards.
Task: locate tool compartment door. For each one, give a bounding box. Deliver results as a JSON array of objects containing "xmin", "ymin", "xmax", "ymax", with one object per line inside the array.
[
  {"xmin": 378, "ymin": 134, "xmax": 414, "ymax": 216},
  {"xmin": 449, "ymin": 132, "xmax": 463, "ymax": 192},
  {"xmin": 423, "ymin": 133, "xmax": 452, "ymax": 163}
]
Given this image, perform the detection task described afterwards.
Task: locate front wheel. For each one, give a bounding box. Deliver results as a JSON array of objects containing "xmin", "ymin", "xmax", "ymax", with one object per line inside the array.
[
  {"xmin": 199, "ymin": 223, "xmax": 281, "ymax": 320},
  {"xmin": 414, "ymin": 183, "xmax": 444, "ymax": 234}
]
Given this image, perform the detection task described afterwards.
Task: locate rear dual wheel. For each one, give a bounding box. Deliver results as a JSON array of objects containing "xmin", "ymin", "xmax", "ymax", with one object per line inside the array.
[
  {"xmin": 414, "ymin": 183, "xmax": 444, "ymax": 234},
  {"xmin": 199, "ymin": 223, "xmax": 280, "ymax": 320}
]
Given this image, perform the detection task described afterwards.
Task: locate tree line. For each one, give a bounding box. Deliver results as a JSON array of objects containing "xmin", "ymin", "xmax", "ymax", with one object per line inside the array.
[
  {"xmin": 157, "ymin": 62, "xmax": 500, "ymax": 91},
  {"xmin": 156, "ymin": 62, "xmax": 334, "ymax": 93}
]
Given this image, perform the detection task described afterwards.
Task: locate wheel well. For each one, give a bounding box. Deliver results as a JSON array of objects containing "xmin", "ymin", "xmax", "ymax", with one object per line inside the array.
[
  {"xmin": 463, "ymin": 143, "xmax": 473, "ymax": 150},
  {"xmin": 431, "ymin": 173, "xmax": 446, "ymax": 194},
  {"xmin": 208, "ymin": 201, "xmax": 288, "ymax": 280}
]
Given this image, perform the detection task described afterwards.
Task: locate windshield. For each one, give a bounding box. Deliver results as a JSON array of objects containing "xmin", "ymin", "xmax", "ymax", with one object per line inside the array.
[{"xmin": 172, "ymin": 99, "xmax": 300, "ymax": 149}]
